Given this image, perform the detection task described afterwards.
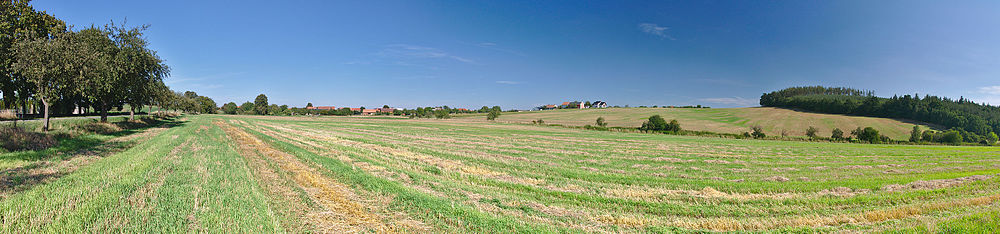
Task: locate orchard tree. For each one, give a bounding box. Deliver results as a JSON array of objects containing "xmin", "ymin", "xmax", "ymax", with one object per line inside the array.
[
  {"xmin": 195, "ymin": 96, "xmax": 216, "ymax": 114},
  {"xmin": 112, "ymin": 24, "xmax": 169, "ymax": 120},
  {"xmin": 239, "ymin": 101, "xmax": 254, "ymax": 114},
  {"xmin": 221, "ymin": 102, "xmax": 238, "ymax": 114},
  {"xmin": 11, "ymin": 30, "xmax": 95, "ymax": 131},
  {"xmin": 1, "ymin": 1, "xmax": 66, "ymax": 112}
]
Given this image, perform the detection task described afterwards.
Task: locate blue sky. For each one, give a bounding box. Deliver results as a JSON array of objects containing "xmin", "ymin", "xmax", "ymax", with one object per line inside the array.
[{"xmin": 32, "ymin": 0, "xmax": 1000, "ymax": 109}]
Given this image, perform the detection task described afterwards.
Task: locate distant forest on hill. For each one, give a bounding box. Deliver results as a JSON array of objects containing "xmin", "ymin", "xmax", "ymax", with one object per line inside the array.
[{"xmin": 760, "ymin": 86, "xmax": 1000, "ymax": 143}]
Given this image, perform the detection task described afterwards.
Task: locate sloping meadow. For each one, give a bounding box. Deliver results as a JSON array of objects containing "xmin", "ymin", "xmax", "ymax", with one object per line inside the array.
[{"xmin": 222, "ymin": 115, "xmax": 1000, "ymax": 232}]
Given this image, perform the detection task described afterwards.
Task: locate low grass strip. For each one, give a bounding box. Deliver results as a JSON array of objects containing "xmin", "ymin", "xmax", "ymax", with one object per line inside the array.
[{"xmin": 215, "ymin": 120, "xmax": 393, "ymax": 233}]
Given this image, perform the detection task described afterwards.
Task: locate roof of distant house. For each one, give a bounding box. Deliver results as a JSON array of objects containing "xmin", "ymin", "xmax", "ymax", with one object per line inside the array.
[{"xmin": 307, "ymin": 106, "xmax": 336, "ymax": 110}]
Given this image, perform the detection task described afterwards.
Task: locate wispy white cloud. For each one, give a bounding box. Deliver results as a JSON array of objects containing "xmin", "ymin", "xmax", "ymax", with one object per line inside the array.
[
  {"xmin": 475, "ymin": 42, "xmax": 526, "ymax": 57},
  {"xmin": 698, "ymin": 97, "xmax": 758, "ymax": 106},
  {"xmin": 978, "ymin": 86, "xmax": 1000, "ymax": 95},
  {"xmin": 379, "ymin": 44, "xmax": 476, "ymax": 64},
  {"xmin": 496, "ymin": 80, "xmax": 520, "ymax": 85},
  {"xmin": 638, "ymin": 23, "xmax": 675, "ymax": 40}
]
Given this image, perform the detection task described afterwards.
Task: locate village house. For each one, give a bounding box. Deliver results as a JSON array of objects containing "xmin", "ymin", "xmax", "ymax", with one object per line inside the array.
[
  {"xmin": 362, "ymin": 109, "xmax": 379, "ymax": 115},
  {"xmin": 565, "ymin": 101, "xmax": 584, "ymax": 109},
  {"xmin": 306, "ymin": 106, "xmax": 336, "ymax": 110},
  {"xmin": 590, "ymin": 101, "xmax": 607, "ymax": 108}
]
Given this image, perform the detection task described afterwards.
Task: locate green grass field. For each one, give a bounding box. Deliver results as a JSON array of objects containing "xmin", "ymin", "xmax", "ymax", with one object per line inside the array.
[
  {"xmin": 459, "ymin": 107, "xmax": 931, "ymax": 140},
  {"xmin": 2, "ymin": 114, "xmax": 998, "ymax": 232}
]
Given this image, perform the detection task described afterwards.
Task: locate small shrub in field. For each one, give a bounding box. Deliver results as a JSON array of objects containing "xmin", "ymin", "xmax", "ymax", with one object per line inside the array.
[
  {"xmin": 75, "ymin": 122, "xmax": 123, "ymax": 134},
  {"xmin": 532, "ymin": 119, "xmax": 545, "ymax": 124},
  {"xmin": 832, "ymin": 128, "xmax": 844, "ymax": 139},
  {"xmin": 806, "ymin": 126, "xmax": 818, "ymax": 138},
  {"xmin": 751, "ymin": 125, "xmax": 766, "ymax": 139},
  {"xmin": 0, "ymin": 126, "xmax": 56, "ymax": 151},
  {"xmin": 596, "ymin": 117, "xmax": 607, "ymax": 127},
  {"xmin": 486, "ymin": 110, "xmax": 501, "ymax": 121},
  {"xmin": 640, "ymin": 115, "xmax": 680, "ymax": 132}
]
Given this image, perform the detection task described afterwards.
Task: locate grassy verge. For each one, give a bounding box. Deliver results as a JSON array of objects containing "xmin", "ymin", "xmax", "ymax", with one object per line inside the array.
[{"xmin": 0, "ymin": 115, "xmax": 296, "ymax": 232}]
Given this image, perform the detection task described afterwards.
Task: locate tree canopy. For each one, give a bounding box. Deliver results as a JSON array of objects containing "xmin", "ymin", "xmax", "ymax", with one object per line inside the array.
[{"xmin": 761, "ymin": 86, "xmax": 1000, "ymax": 144}]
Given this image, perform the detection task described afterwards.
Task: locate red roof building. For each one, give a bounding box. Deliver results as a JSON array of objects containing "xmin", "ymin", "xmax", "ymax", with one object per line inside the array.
[{"xmin": 307, "ymin": 106, "xmax": 336, "ymax": 110}]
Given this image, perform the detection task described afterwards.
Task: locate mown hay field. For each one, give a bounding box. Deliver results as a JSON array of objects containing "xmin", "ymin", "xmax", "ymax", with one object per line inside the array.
[
  {"xmin": 459, "ymin": 107, "xmax": 930, "ymax": 140},
  {"xmin": 2, "ymin": 114, "xmax": 998, "ymax": 232}
]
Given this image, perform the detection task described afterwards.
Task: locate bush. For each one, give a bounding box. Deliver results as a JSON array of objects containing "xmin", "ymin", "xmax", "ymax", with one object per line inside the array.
[
  {"xmin": 831, "ymin": 128, "xmax": 844, "ymax": 139},
  {"xmin": 639, "ymin": 115, "xmax": 680, "ymax": 132},
  {"xmin": 596, "ymin": 117, "xmax": 607, "ymax": 127},
  {"xmin": 855, "ymin": 127, "xmax": 883, "ymax": 143},
  {"xmin": 435, "ymin": 110, "xmax": 451, "ymax": 119},
  {"xmin": 0, "ymin": 126, "xmax": 56, "ymax": 151},
  {"xmin": 532, "ymin": 119, "xmax": 545, "ymax": 124},
  {"xmin": 751, "ymin": 125, "xmax": 766, "ymax": 138},
  {"xmin": 942, "ymin": 130, "xmax": 963, "ymax": 144},
  {"xmin": 922, "ymin": 130, "xmax": 934, "ymax": 142},
  {"xmin": 486, "ymin": 110, "xmax": 501, "ymax": 121},
  {"xmin": 806, "ymin": 126, "xmax": 818, "ymax": 138}
]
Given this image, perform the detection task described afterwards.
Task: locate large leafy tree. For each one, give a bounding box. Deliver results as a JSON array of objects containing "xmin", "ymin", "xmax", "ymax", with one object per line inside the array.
[
  {"xmin": 76, "ymin": 23, "xmax": 168, "ymax": 122},
  {"xmin": 112, "ymin": 24, "xmax": 169, "ymax": 120},
  {"xmin": 11, "ymin": 30, "xmax": 101, "ymax": 130},
  {"xmin": 254, "ymin": 94, "xmax": 268, "ymax": 115},
  {"xmin": 1, "ymin": 0, "xmax": 66, "ymax": 112},
  {"xmin": 221, "ymin": 102, "xmax": 238, "ymax": 114}
]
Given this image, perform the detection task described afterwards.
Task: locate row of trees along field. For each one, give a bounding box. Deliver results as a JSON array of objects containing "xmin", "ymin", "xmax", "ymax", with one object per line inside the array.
[
  {"xmin": 760, "ymin": 86, "xmax": 1000, "ymax": 144},
  {"xmin": 2, "ymin": 1, "xmax": 211, "ymax": 130},
  {"xmin": 219, "ymin": 94, "xmax": 505, "ymax": 119}
]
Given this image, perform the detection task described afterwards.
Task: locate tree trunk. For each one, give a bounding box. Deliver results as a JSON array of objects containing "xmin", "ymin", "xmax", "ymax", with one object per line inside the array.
[
  {"xmin": 99, "ymin": 103, "xmax": 108, "ymax": 122},
  {"xmin": 41, "ymin": 98, "xmax": 50, "ymax": 131},
  {"xmin": 129, "ymin": 106, "xmax": 135, "ymax": 120}
]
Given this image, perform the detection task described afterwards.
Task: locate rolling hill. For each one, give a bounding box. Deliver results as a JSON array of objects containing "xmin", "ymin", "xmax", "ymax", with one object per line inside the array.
[{"xmin": 461, "ymin": 107, "xmax": 932, "ymax": 140}]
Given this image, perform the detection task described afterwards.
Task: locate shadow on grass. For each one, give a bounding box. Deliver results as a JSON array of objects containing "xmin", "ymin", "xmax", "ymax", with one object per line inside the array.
[{"xmin": 0, "ymin": 117, "xmax": 187, "ymax": 195}]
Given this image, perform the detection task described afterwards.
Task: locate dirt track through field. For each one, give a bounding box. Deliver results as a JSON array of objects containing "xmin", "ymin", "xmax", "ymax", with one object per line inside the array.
[{"xmin": 215, "ymin": 120, "xmax": 392, "ymax": 233}]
